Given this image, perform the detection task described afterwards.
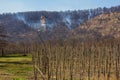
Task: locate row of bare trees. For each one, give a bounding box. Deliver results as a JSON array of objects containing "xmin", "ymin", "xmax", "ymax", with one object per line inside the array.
[
  {"xmin": 0, "ymin": 23, "xmax": 8, "ymax": 56},
  {"xmin": 32, "ymin": 38, "xmax": 120, "ymax": 80},
  {"xmin": 0, "ymin": 41, "xmax": 32, "ymax": 56}
]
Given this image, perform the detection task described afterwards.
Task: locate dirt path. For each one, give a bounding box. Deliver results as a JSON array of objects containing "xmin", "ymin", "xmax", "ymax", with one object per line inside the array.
[
  {"xmin": 0, "ymin": 70, "xmax": 13, "ymax": 80},
  {"xmin": 0, "ymin": 70, "xmax": 34, "ymax": 80}
]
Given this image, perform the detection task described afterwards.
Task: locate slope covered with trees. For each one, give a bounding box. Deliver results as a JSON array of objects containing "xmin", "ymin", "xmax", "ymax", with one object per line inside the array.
[
  {"xmin": 0, "ymin": 5, "xmax": 119, "ymax": 42},
  {"xmin": 70, "ymin": 12, "xmax": 120, "ymax": 40}
]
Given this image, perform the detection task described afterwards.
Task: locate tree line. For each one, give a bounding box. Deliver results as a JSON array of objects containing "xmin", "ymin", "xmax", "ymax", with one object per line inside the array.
[{"xmin": 32, "ymin": 38, "xmax": 120, "ymax": 80}]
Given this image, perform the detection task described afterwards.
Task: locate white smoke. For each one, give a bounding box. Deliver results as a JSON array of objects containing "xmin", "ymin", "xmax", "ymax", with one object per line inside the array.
[
  {"xmin": 16, "ymin": 14, "xmax": 27, "ymax": 24},
  {"xmin": 88, "ymin": 9, "xmax": 92, "ymax": 19},
  {"xmin": 63, "ymin": 15, "xmax": 72, "ymax": 29},
  {"xmin": 16, "ymin": 14, "xmax": 40, "ymax": 29}
]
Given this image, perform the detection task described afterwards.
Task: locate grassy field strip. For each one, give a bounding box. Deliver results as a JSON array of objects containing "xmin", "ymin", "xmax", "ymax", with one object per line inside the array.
[
  {"xmin": 0, "ymin": 54, "xmax": 33, "ymax": 80},
  {"xmin": 0, "ymin": 57, "xmax": 31, "ymax": 62}
]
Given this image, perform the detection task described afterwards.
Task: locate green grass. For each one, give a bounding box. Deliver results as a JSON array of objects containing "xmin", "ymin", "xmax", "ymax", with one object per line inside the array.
[
  {"xmin": 0, "ymin": 54, "xmax": 33, "ymax": 80},
  {"xmin": 13, "ymin": 78, "xmax": 26, "ymax": 80}
]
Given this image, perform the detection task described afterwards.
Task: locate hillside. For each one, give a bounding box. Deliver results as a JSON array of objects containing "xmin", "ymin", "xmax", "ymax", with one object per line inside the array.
[
  {"xmin": 69, "ymin": 12, "xmax": 120, "ymax": 40},
  {"xmin": 0, "ymin": 5, "xmax": 120, "ymax": 42}
]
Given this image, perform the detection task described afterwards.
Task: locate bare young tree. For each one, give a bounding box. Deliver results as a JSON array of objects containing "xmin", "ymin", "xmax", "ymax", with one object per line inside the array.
[{"xmin": 0, "ymin": 23, "xmax": 8, "ymax": 56}]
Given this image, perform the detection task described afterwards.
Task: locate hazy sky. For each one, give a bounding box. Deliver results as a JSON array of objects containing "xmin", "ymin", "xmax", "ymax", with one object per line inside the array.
[{"xmin": 0, "ymin": 0, "xmax": 120, "ymax": 13}]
